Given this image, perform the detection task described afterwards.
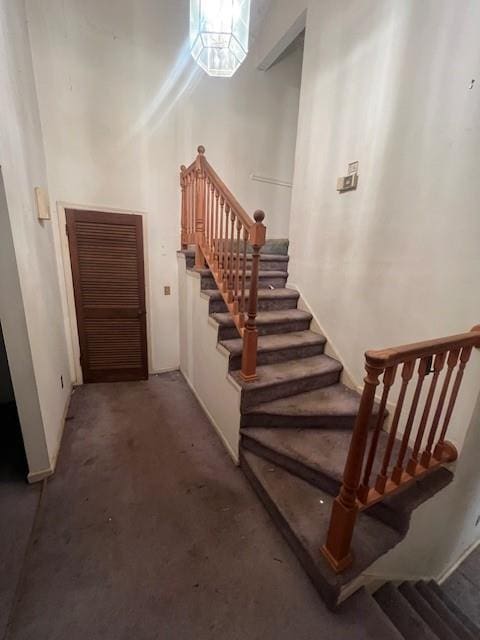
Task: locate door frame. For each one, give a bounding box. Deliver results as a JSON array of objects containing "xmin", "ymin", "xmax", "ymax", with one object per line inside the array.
[{"xmin": 56, "ymin": 201, "xmax": 152, "ymax": 385}]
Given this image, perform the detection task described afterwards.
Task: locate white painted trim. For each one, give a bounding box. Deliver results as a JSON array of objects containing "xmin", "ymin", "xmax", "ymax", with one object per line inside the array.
[
  {"xmin": 257, "ymin": 9, "xmax": 307, "ymax": 71},
  {"xmin": 437, "ymin": 536, "xmax": 480, "ymax": 584},
  {"xmin": 249, "ymin": 173, "xmax": 292, "ymax": 189},
  {"xmin": 55, "ymin": 201, "xmax": 153, "ymax": 385},
  {"xmin": 288, "ymin": 282, "xmax": 359, "ymax": 392},
  {"xmin": 28, "ymin": 466, "xmax": 53, "ymax": 483},
  {"xmin": 181, "ymin": 369, "xmax": 239, "ymax": 465}
]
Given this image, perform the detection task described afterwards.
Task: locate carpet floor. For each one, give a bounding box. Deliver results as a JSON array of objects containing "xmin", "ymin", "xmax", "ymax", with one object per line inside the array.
[{"xmin": 5, "ymin": 372, "xmax": 396, "ymax": 640}]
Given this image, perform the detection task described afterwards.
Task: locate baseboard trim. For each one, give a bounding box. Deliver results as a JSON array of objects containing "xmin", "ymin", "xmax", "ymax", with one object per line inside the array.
[
  {"xmin": 27, "ymin": 467, "xmax": 53, "ymax": 484},
  {"xmin": 180, "ymin": 368, "xmax": 239, "ymax": 465},
  {"xmin": 437, "ymin": 537, "xmax": 480, "ymax": 584}
]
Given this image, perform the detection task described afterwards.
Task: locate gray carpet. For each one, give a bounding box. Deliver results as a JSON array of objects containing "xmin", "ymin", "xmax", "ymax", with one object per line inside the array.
[{"xmin": 5, "ymin": 372, "xmax": 398, "ymax": 640}]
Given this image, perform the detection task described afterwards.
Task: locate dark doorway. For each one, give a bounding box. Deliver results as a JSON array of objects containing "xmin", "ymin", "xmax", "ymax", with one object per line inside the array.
[
  {"xmin": 66, "ymin": 210, "xmax": 148, "ymax": 383},
  {"xmin": 0, "ymin": 323, "xmax": 27, "ymax": 480}
]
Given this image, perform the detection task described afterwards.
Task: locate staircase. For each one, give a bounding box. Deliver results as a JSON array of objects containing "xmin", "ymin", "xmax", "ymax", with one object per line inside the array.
[
  {"xmin": 181, "ymin": 241, "xmax": 454, "ymax": 608},
  {"xmin": 373, "ymin": 580, "xmax": 480, "ymax": 639},
  {"xmin": 178, "ymin": 147, "xmax": 480, "ymax": 620}
]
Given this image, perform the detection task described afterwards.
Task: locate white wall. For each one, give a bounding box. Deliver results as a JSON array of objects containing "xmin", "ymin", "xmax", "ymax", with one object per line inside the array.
[
  {"xmin": 178, "ymin": 255, "xmax": 242, "ymax": 460},
  {"xmin": 25, "ymin": 0, "xmax": 303, "ymax": 378},
  {"xmin": 257, "ymin": 0, "xmax": 480, "ymax": 577},
  {"xmin": 0, "ymin": 0, "xmax": 71, "ymax": 478}
]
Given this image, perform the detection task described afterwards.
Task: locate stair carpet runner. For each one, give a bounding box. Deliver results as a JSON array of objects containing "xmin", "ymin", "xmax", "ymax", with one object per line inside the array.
[{"xmin": 183, "ymin": 240, "xmax": 460, "ymax": 615}]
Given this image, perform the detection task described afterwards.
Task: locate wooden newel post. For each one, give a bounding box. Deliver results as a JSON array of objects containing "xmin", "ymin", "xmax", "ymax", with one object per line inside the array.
[
  {"xmin": 195, "ymin": 145, "xmax": 206, "ymax": 270},
  {"xmin": 241, "ymin": 210, "xmax": 266, "ymax": 382},
  {"xmin": 321, "ymin": 358, "xmax": 383, "ymax": 572},
  {"xmin": 180, "ymin": 165, "xmax": 187, "ymax": 249}
]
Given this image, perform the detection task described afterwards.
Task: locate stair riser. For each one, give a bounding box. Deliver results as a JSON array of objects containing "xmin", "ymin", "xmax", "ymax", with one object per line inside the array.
[
  {"xmin": 239, "ymin": 450, "xmax": 339, "ymax": 610},
  {"xmin": 240, "ymin": 369, "xmax": 342, "ymax": 411},
  {"xmin": 241, "ymin": 436, "xmax": 340, "ymax": 496},
  {"xmin": 219, "ymin": 318, "xmax": 311, "ymax": 341},
  {"xmin": 240, "ymin": 413, "xmax": 357, "ymax": 429},
  {"xmin": 201, "ymin": 275, "xmax": 288, "ymax": 291},
  {"xmin": 224, "ymin": 259, "xmax": 289, "ymax": 272},
  {"xmin": 229, "ymin": 342, "xmax": 325, "ymax": 371},
  {"xmin": 209, "ymin": 296, "xmax": 298, "ymax": 314}
]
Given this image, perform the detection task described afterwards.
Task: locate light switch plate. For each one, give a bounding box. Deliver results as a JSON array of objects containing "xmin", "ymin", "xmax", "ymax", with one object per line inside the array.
[
  {"xmin": 35, "ymin": 187, "xmax": 50, "ymax": 220},
  {"xmin": 337, "ymin": 174, "xmax": 358, "ymax": 192}
]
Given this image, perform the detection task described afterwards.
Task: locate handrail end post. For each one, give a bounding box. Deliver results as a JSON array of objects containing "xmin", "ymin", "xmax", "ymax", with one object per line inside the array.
[
  {"xmin": 321, "ymin": 496, "xmax": 357, "ymax": 573},
  {"xmin": 240, "ymin": 327, "xmax": 258, "ymax": 382},
  {"xmin": 471, "ymin": 324, "xmax": 480, "ymax": 349}
]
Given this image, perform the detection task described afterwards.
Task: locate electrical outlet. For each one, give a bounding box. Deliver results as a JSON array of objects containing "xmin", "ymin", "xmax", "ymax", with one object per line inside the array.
[{"xmin": 164, "ymin": 286, "xmax": 171, "ymax": 296}]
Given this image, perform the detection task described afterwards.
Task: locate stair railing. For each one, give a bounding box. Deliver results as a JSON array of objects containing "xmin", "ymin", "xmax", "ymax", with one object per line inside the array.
[
  {"xmin": 180, "ymin": 146, "xmax": 267, "ymax": 381},
  {"xmin": 322, "ymin": 326, "xmax": 480, "ymax": 573}
]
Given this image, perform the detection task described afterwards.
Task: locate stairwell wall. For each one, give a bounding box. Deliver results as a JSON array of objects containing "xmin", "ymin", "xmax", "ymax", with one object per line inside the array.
[
  {"xmin": 0, "ymin": 0, "xmax": 71, "ymax": 479},
  {"xmin": 257, "ymin": 0, "xmax": 480, "ymax": 580},
  {"xmin": 25, "ymin": 0, "xmax": 302, "ymax": 378}
]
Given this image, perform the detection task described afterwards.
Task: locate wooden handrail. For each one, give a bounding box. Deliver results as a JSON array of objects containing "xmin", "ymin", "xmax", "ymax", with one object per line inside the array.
[
  {"xmin": 366, "ymin": 327, "xmax": 480, "ymax": 367},
  {"xmin": 201, "ymin": 157, "xmax": 255, "ymax": 231},
  {"xmin": 322, "ymin": 325, "xmax": 480, "ymax": 573},
  {"xmin": 180, "ymin": 146, "xmax": 267, "ymax": 381}
]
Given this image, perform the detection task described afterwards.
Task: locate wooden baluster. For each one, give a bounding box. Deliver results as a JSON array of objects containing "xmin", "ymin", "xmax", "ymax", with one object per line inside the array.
[
  {"xmin": 357, "ymin": 365, "xmax": 397, "ymax": 503},
  {"xmin": 214, "ymin": 190, "xmax": 220, "ymax": 269},
  {"xmin": 180, "ymin": 165, "xmax": 187, "ymax": 249},
  {"xmin": 391, "ymin": 357, "xmax": 430, "ymax": 483},
  {"xmin": 209, "ymin": 183, "xmax": 215, "ymax": 254},
  {"xmin": 241, "ymin": 211, "xmax": 266, "ymax": 382},
  {"xmin": 433, "ymin": 345, "xmax": 473, "ymax": 461},
  {"xmin": 322, "ymin": 358, "xmax": 384, "ymax": 572},
  {"xmin": 233, "ymin": 219, "xmax": 242, "ymax": 315},
  {"xmin": 421, "ymin": 349, "xmax": 460, "ymax": 467},
  {"xmin": 406, "ymin": 352, "xmax": 447, "ymax": 475},
  {"xmin": 239, "ymin": 227, "xmax": 248, "ymax": 328},
  {"xmin": 375, "ymin": 360, "xmax": 415, "ymax": 494},
  {"xmin": 223, "ymin": 204, "xmax": 230, "ymax": 292},
  {"xmin": 227, "ymin": 210, "xmax": 235, "ymax": 302},
  {"xmin": 218, "ymin": 197, "xmax": 225, "ymax": 278},
  {"xmin": 194, "ymin": 146, "xmax": 206, "ymax": 270},
  {"xmin": 205, "ymin": 178, "xmax": 210, "ymax": 253}
]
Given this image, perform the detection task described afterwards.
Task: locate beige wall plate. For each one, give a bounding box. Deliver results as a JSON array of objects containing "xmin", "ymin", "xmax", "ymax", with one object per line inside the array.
[{"xmin": 35, "ymin": 186, "xmax": 50, "ymax": 220}]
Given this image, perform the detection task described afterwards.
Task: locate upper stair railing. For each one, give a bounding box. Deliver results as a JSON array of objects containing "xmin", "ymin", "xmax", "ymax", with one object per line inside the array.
[
  {"xmin": 322, "ymin": 326, "xmax": 480, "ymax": 573},
  {"xmin": 180, "ymin": 146, "xmax": 266, "ymax": 381}
]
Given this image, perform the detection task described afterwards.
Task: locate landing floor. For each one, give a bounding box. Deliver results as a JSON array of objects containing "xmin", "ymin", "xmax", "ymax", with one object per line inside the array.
[{"xmin": 4, "ymin": 372, "xmax": 393, "ymax": 639}]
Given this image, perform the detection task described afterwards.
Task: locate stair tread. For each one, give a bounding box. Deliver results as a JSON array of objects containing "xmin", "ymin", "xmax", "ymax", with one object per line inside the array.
[
  {"xmin": 416, "ymin": 581, "xmax": 477, "ymax": 640},
  {"xmin": 220, "ymin": 330, "xmax": 326, "ymax": 357},
  {"xmin": 428, "ymin": 581, "xmax": 480, "ymax": 638},
  {"xmin": 240, "ymin": 449, "xmax": 402, "ymax": 608},
  {"xmin": 374, "ymin": 583, "xmax": 440, "ymax": 640},
  {"xmin": 203, "ymin": 287, "xmax": 299, "ymax": 302},
  {"xmin": 231, "ymin": 355, "xmax": 342, "ymax": 390},
  {"xmin": 243, "ymin": 383, "xmax": 362, "ymax": 417},
  {"xmin": 240, "ymin": 426, "xmax": 399, "ymax": 487},
  {"xmin": 211, "ymin": 308, "xmax": 312, "ymax": 327},
  {"xmin": 399, "ymin": 582, "xmax": 460, "ymax": 640}
]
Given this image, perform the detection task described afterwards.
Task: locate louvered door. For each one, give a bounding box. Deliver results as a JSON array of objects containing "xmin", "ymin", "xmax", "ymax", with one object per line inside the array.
[{"xmin": 66, "ymin": 210, "xmax": 148, "ymax": 383}]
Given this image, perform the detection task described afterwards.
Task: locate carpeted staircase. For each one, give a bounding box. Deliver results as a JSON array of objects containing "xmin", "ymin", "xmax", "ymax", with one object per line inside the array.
[
  {"xmin": 373, "ymin": 579, "xmax": 480, "ymax": 639},
  {"xmin": 181, "ymin": 240, "xmax": 456, "ymax": 610}
]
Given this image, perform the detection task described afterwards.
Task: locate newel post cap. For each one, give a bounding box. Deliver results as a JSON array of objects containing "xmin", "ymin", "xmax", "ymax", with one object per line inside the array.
[
  {"xmin": 472, "ymin": 324, "xmax": 480, "ymax": 349},
  {"xmin": 197, "ymin": 145, "xmax": 205, "ymax": 155},
  {"xmin": 254, "ymin": 210, "xmax": 265, "ymax": 223}
]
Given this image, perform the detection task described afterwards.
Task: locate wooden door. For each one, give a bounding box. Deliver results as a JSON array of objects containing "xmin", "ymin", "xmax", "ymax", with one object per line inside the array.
[{"xmin": 66, "ymin": 210, "xmax": 148, "ymax": 383}]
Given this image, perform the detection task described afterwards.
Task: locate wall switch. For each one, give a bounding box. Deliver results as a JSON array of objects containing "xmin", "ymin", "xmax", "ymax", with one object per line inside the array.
[
  {"xmin": 35, "ymin": 186, "xmax": 51, "ymax": 220},
  {"xmin": 164, "ymin": 286, "xmax": 171, "ymax": 296},
  {"xmin": 337, "ymin": 174, "xmax": 358, "ymax": 192}
]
